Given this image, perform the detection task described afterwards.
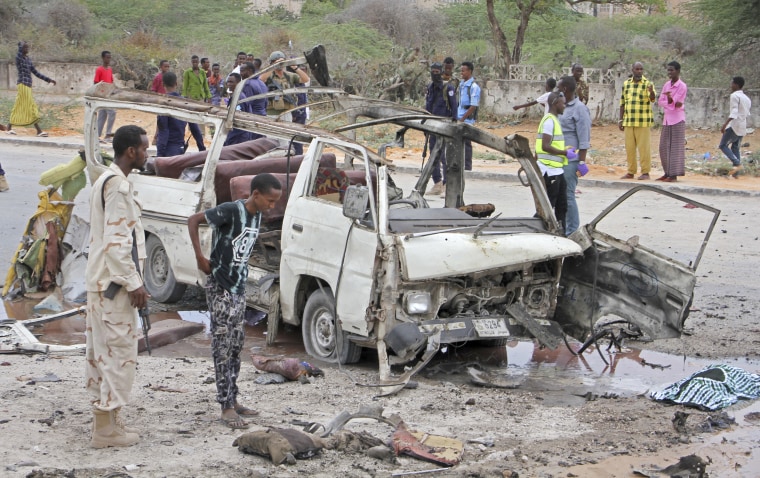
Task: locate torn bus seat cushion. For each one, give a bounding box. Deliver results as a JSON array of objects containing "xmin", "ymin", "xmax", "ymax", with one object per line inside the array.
[
  {"xmin": 232, "ymin": 428, "xmax": 325, "ymax": 464},
  {"xmin": 230, "ymin": 173, "xmax": 297, "ymax": 225},
  {"xmin": 153, "ymin": 137, "xmax": 280, "ymax": 178},
  {"xmin": 650, "ymin": 364, "xmax": 760, "ymax": 411}
]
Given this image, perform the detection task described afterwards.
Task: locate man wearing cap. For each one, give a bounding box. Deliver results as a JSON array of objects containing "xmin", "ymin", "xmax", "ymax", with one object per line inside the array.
[
  {"xmin": 425, "ymin": 62, "xmax": 458, "ymax": 197},
  {"xmin": 257, "ymin": 51, "xmax": 310, "ymax": 122}
]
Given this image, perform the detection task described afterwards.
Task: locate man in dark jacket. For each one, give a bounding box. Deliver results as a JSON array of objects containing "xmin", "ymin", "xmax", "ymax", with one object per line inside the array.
[{"xmin": 424, "ymin": 63, "xmax": 458, "ymax": 198}]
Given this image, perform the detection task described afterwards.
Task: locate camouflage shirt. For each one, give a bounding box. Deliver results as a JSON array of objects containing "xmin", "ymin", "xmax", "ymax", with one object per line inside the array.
[{"xmin": 86, "ymin": 163, "xmax": 146, "ymax": 292}]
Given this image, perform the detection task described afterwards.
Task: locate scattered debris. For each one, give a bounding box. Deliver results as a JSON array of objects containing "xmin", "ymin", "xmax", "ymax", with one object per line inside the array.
[
  {"xmin": 147, "ymin": 384, "xmax": 187, "ymax": 393},
  {"xmin": 633, "ymin": 454, "xmax": 709, "ymax": 477},
  {"xmin": 33, "ymin": 295, "xmax": 64, "ymax": 314},
  {"xmin": 253, "ymin": 373, "xmax": 287, "ymax": 385},
  {"xmin": 640, "ymin": 358, "xmax": 671, "ymax": 370},
  {"xmin": 37, "ymin": 410, "xmax": 64, "ymax": 426},
  {"xmin": 250, "ymin": 354, "xmax": 324, "ymax": 383},
  {"xmin": 698, "ymin": 411, "xmax": 735, "ymax": 432},
  {"xmin": 391, "ymin": 421, "xmax": 464, "ymax": 467},
  {"xmin": 672, "ymin": 411, "xmax": 690, "ymax": 433},
  {"xmin": 232, "ymin": 428, "xmax": 325, "ymax": 465},
  {"xmin": 573, "ymin": 391, "xmax": 620, "ymax": 401},
  {"xmin": 744, "ymin": 411, "xmax": 760, "ymax": 422},
  {"xmin": 466, "ymin": 436, "xmax": 495, "ymax": 447},
  {"xmin": 17, "ymin": 373, "xmax": 61, "ymax": 384},
  {"xmin": 367, "ymin": 445, "xmax": 397, "ymax": 463},
  {"xmin": 468, "ymin": 366, "xmax": 522, "ymax": 389}
]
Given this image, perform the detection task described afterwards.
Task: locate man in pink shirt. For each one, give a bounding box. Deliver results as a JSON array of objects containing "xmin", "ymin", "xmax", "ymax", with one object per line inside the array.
[
  {"xmin": 94, "ymin": 51, "xmax": 117, "ymax": 142},
  {"xmin": 656, "ymin": 61, "xmax": 687, "ymax": 182},
  {"xmin": 150, "ymin": 60, "xmax": 170, "ymax": 94}
]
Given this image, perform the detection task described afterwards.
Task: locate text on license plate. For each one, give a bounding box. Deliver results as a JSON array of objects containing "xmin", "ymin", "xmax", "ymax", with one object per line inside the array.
[{"xmin": 473, "ymin": 318, "xmax": 509, "ymax": 337}]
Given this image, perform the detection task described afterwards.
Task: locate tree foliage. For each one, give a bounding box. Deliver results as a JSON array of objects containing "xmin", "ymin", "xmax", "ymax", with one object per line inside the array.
[{"xmin": 485, "ymin": 0, "xmax": 662, "ymax": 76}]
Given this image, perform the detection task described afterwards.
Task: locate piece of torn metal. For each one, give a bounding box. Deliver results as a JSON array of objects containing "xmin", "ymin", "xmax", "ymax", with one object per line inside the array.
[
  {"xmin": 311, "ymin": 404, "xmax": 463, "ymax": 466},
  {"xmin": 0, "ymin": 318, "xmax": 85, "ymax": 355},
  {"xmin": 391, "ymin": 421, "xmax": 464, "ymax": 467},
  {"xmin": 467, "ymin": 367, "xmax": 522, "ymax": 389}
]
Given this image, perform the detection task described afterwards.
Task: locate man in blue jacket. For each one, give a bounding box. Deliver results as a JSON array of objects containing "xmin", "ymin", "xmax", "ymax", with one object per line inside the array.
[{"xmin": 425, "ymin": 62, "xmax": 458, "ymax": 198}]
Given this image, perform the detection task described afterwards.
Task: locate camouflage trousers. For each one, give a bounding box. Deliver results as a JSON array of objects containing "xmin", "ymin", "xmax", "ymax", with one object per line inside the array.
[
  {"xmin": 85, "ymin": 290, "xmax": 138, "ymax": 411},
  {"xmin": 205, "ymin": 275, "xmax": 247, "ymax": 409}
]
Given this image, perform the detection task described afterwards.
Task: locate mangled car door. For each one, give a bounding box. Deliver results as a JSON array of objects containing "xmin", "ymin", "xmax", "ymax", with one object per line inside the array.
[{"xmin": 556, "ymin": 186, "xmax": 720, "ymax": 341}]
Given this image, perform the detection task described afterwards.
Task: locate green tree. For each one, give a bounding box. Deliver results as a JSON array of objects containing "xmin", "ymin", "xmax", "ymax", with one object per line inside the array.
[
  {"xmin": 486, "ymin": 0, "xmax": 661, "ymax": 77},
  {"xmin": 689, "ymin": 0, "xmax": 760, "ymax": 57}
]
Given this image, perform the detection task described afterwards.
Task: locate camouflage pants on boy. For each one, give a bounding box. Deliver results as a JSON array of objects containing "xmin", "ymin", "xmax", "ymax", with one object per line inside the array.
[{"xmin": 205, "ymin": 275, "xmax": 247, "ymax": 409}]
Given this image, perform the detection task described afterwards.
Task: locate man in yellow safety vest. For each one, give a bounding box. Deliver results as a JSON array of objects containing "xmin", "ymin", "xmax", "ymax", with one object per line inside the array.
[{"xmin": 535, "ymin": 91, "xmax": 575, "ymax": 234}]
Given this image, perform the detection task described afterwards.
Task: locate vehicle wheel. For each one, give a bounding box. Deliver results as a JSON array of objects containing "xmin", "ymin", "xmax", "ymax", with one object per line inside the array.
[
  {"xmin": 144, "ymin": 234, "xmax": 186, "ymax": 303},
  {"xmin": 302, "ymin": 288, "xmax": 362, "ymax": 364},
  {"xmin": 266, "ymin": 288, "xmax": 280, "ymax": 346}
]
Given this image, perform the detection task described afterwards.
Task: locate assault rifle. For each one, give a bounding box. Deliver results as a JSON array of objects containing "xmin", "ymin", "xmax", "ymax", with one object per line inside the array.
[{"xmin": 103, "ymin": 282, "xmax": 152, "ymax": 355}]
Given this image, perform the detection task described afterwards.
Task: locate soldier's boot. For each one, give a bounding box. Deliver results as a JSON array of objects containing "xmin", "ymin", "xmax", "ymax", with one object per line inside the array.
[
  {"xmin": 0, "ymin": 175, "xmax": 8, "ymax": 192},
  {"xmin": 91, "ymin": 408, "xmax": 137, "ymax": 435},
  {"xmin": 113, "ymin": 407, "xmax": 139, "ymax": 434},
  {"xmin": 426, "ymin": 182, "xmax": 443, "ymax": 195},
  {"xmin": 91, "ymin": 409, "xmax": 139, "ymax": 448},
  {"xmin": 439, "ymin": 184, "xmax": 446, "ymax": 198}
]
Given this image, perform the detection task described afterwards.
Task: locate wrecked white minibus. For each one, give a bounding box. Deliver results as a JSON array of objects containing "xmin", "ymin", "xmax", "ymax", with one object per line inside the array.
[{"xmin": 82, "ymin": 72, "xmax": 719, "ymax": 386}]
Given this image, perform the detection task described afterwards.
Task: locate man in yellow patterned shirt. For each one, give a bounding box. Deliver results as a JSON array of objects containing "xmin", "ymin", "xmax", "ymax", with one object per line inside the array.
[{"xmin": 619, "ymin": 62, "xmax": 656, "ymax": 180}]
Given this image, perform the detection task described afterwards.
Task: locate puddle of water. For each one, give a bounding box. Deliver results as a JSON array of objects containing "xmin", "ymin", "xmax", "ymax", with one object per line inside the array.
[
  {"xmin": 429, "ymin": 340, "xmax": 760, "ymax": 405},
  {"xmin": 148, "ymin": 310, "xmax": 308, "ymax": 359}
]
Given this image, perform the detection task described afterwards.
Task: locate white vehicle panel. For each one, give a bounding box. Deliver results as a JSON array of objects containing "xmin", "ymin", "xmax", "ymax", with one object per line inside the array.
[{"xmin": 397, "ymin": 233, "xmax": 582, "ymax": 281}]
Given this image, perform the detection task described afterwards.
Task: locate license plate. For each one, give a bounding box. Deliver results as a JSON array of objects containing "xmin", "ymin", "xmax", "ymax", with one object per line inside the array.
[{"xmin": 473, "ymin": 318, "xmax": 509, "ymax": 337}]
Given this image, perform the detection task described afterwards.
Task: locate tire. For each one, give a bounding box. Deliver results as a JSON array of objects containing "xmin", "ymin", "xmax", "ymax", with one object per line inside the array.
[
  {"xmin": 302, "ymin": 288, "xmax": 362, "ymax": 364},
  {"xmin": 143, "ymin": 234, "xmax": 186, "ymax": 303}
]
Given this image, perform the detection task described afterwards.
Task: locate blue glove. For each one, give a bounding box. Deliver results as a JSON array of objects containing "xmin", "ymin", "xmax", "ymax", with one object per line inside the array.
[
  {"xmin": 566, "ymin": 147, "xmax": 577, "ymax": 160},
  {"xmin": 578, "ymin": 162, "xmax": 589, "ymax": 176}
]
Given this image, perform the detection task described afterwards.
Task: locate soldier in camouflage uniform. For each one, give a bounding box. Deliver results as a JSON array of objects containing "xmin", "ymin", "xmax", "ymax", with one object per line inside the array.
[{"xmin": 85, "ymin": 125, "xmax": 150, "ymax": 448}]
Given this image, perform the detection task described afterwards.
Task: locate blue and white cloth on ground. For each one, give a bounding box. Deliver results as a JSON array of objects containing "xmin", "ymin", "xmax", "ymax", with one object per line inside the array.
[{"xmin": 650, "ymin": 364, "xmax": 760, "ymax": 411}]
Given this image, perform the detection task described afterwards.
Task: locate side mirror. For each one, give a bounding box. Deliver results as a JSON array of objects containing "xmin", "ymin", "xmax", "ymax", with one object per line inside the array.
[{"xmin": 343, "ymin": 185, "xmax": 370, "ymax": 220}]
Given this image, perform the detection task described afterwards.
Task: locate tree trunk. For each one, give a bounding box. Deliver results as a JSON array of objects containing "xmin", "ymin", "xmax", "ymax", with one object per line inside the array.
[
  {"xmin": 513, "ymin": 0, "xmax": 538, "ymax": 66},
  {"xmin": 486, "ymin": 0, "xmax": 511, "ymax": 77}
]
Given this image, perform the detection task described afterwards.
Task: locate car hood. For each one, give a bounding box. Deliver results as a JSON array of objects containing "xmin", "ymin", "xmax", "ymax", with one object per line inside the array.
[{"xmin": 396, "ymin": 232, "xmax": 583, "ymax": 281}]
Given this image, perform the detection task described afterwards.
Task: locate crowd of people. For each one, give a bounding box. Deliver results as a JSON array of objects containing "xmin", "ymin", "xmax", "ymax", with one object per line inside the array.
[{"xmin": 425, "ymin": 59, "xmax": 751, "ymax": 236}]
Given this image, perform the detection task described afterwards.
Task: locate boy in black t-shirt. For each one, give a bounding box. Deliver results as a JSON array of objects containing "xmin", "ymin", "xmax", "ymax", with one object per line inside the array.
[{"xmin": 188, "ymin": 173, "xmax": 283, "ymax": 429}]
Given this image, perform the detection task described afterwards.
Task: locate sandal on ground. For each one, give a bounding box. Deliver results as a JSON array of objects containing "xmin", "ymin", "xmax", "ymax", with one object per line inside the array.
[
  {"xmin": 37, "ymin": 132, "xmax": 48, "ymax": 137},
  {"xmin": 7, "ymin": 130, "xmax": 17, "ymax": 135},
  {"xmin": 234, "ymin": 406, "xmax": 260, "ymax": 417},
  {"xmin": 220, "ymin": 416, "xmax": 250, "ymax": 429}
]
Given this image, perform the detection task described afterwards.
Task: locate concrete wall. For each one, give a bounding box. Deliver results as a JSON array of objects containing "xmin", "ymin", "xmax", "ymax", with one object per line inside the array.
[
  {"xmin": 1, "ymin": 61, "xmax": 755, "ymax": 129},
  {"xmin": 0, "ymin": 61, "xmax": 131, "ymax": 96},
  {"xmin": 483, "ymin": 78, "xmax": 758, "ymax": 128}
]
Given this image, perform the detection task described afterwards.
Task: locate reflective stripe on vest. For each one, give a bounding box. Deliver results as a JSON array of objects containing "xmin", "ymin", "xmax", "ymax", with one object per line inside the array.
[{"xmin": 535, "ymin": 114, "xmax": 567, "ymax": 168}]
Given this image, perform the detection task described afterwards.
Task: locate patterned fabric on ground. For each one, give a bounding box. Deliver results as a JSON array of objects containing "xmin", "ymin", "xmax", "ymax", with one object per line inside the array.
[{"xmin": 650, "ymin": 364, "xmax": 760, "ymax": 411}]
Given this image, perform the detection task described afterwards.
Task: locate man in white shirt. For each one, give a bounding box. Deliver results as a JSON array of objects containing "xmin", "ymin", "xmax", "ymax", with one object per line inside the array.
[{"xmin": 719, "ymin": 76, "xmax": 752, "ymax": 178}]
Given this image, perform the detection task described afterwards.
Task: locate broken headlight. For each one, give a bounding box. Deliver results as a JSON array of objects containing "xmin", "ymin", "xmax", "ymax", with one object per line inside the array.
[{"xmin": 404, "ymin": 291, "xmax": 431, "ymax": 315}]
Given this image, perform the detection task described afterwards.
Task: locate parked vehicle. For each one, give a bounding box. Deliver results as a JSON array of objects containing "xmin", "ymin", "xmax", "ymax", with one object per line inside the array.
[{"xmin": 83, "ymin": 81, "xmax": 719, "ymax": 385}]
